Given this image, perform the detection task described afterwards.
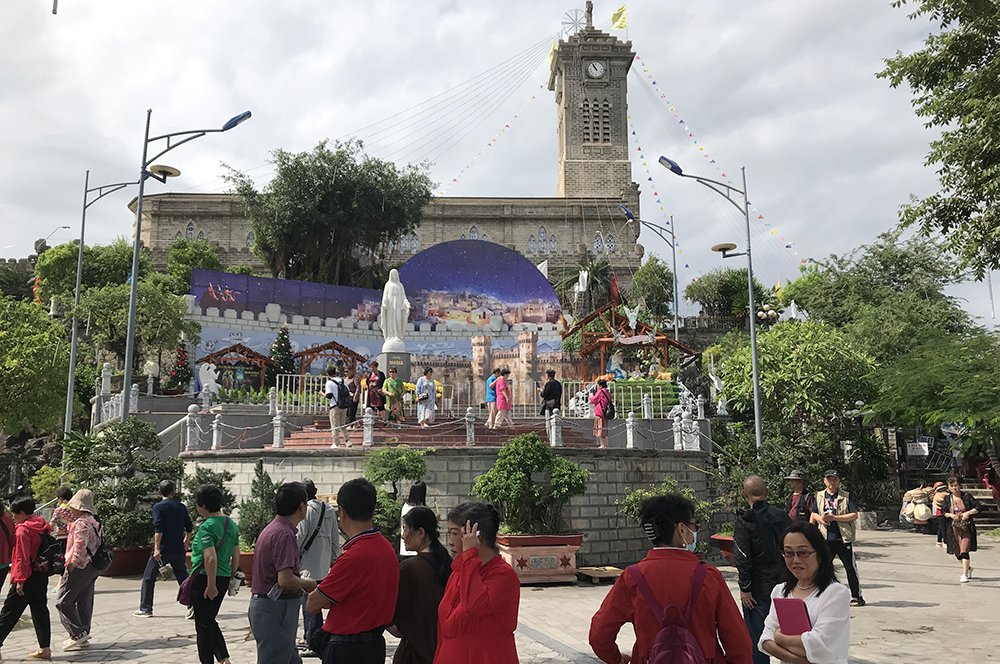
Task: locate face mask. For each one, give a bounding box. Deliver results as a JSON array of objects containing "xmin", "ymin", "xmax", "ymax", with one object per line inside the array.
[{"xmin": 684, "ymin": 525, "xmax": 698, "ymax": 553}]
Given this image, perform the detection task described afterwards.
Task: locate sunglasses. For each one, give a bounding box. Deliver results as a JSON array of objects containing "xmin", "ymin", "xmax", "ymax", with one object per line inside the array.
[{"xmin": 782, "ymin": 549, "xmax": 816, "ymax": 560}]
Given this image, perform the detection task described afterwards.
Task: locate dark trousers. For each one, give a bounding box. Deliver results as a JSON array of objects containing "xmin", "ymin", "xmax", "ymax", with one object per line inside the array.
[
  {"xmin": 347, "ymin": 401, "xmax": 359, "ymax": 423},
  {"xmin": 301, "ymin": 594, "xmax": 322, "ymax": 647},
  {"xmin": 139, "ymin": 552, "xmax": 189, "ymax": 612},
  {"xmin": 0, "ymin": 566, "xmax": 8, "ymax": 588},
  {"xmin": 828, "ymin": 540, "xmax": 862, "ymax": 600},
  {"xmin": 56, "ymin": 563, "xmax": 100, "ymax": 639},
  {"xmin": 191, "ymin": 574, "xmax": 230, "ymax": 664},
  {"xmin": 322, "ymin": 632, "xmax": 385, "ymax": 664},
  {"xmin": 936, "ymin": 515, "xmax": 948, "ymax": 543},
  {"xmin": 0, "ymin": 571, "xmax": 50, "ymax": 649},
  {"xmin": 743, "ymin": 588, "xmax": 772, "ymax": 664}
]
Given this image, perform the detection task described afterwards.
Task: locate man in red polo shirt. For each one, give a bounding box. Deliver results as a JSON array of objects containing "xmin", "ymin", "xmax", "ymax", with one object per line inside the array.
[{"xmin": 305, "ymin": 478, "xmax": 398, "ymax": 664}]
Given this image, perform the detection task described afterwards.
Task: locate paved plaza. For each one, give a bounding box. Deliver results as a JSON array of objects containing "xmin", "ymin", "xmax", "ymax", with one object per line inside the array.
[{"xmin": 0, "ymin": 530, "xmax": 996, "ymax": 663}]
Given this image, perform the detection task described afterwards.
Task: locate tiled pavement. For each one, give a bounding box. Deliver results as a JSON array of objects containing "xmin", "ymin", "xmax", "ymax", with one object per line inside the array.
[{"xmin": 0, "ymin": 530, "xmax": 996, "ymax": 662}]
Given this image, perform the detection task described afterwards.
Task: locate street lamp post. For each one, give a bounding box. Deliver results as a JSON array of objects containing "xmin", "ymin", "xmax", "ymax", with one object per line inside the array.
[
  {"xmin": 659, "ymin": 156, "xmax": 763, "ymax": 450},
  {"xmin": 618, "ymin": 205, "xmax": 680, "ymax": 340},
  {"xmin": 62, "ymin": 172, "xmax": 138, "ymax": 449},
  {"xmin": 119, "ymin": 110, "xmax": 252, "ymax": 419}
]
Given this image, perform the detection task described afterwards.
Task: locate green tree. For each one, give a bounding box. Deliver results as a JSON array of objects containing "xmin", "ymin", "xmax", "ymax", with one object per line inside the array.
[
  {"xmin": 64, "ymin": 417, "xmax": 185, "ymax": 547},
  {"xmin": 365, "ymin": 445, "xmax": 428, "ymax": 539},
  {"xmin": 237, "ymin": 459, "xmax": 281, "ymax": 549},
  {"xmin": 268, "ymin": 327, "xmax": 296, "ymax": 377},
  {"xmin": 551, "ymin": 256, "xmax": 614, "ymax": 316},
  {"xmin": 630, "ymin": 256, "xmax": 675, "ymax": 323},
  {"xmin": 684, "ymin": 267, "xmax": 775, "ymax": 319},
  {"xmin": 879, "ymin": 0, "xmax": 1000, "ymax": 277},
  {"xmin": 166, "ymin": 238, "xmax": 224, "ymax": 294},
  {"xmin": 472, "ymin": 433, "xmax": 589, "ymax": 534},
  {"xmin": 0, "ymin": 261, "xmax": 35, "ymax": 301},
  {"xmin": 0, "ymin": 297, "xmax": 70, "ymax": 437},
  {"xmin": 183, "ymin": 466, "xmax": 237, "ymax": 526},
  {"xmin": 225, "ymin": 264, "xmax": 259, "ymax": 276},
  {"xmin": 718, "ymin": 320, "xmax": 877, "ymax": 426},
  {"xmin": 35, "ymin": 238, "xmax": 153, "ymax": 304},
  {"xmin": 224, "ymin": 139, "xmax": 433, "ymax": 287}
]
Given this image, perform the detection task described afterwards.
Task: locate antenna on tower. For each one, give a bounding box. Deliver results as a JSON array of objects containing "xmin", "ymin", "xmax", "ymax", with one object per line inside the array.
[{"xmin": 52, "ymin": 0, "xmax": 58, "ymax": 14}]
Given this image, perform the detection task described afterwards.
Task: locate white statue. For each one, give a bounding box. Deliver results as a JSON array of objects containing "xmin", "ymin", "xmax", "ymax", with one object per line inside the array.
[
  {"xmin": 626, "ymin": 304, "xmax": 641, "ymax": 330},
  {"xmin": 198, "ymin": 362, "xmax": 220, "ymax": 395},
  {"xmin": 380, "ymin": 268, "xmax": 411, "ymax": 353}
]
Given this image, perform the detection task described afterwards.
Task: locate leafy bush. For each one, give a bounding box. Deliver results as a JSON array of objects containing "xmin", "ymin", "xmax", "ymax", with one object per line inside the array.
[
  {"xmin": 64, "ymin": 417, "xmax": 184, "ymax": 548},
  {"xmin": 472, "ymin": 433, "xmax": 589, "ymax": 534},
  {"xmin": 237, "ymin": 459, "xmax": 280, "ymax": 549},
  {"xmin": 183, "ymin": 466, "xmax": 237, "ymax": 526},
  {"xmin": 617, "ymin": 474, "xmax": 720, "ymax": 554},
  {"xmin": 366, "ymin": 445, "xmax": 428, "ymax": 540},
  {"xmin": 29, "ymin": 465, "xmax": 75, "ymax": 504}
]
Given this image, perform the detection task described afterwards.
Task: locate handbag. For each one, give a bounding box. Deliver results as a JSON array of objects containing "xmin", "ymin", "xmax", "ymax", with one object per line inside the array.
[{"xmin": 178, "ymin": 517, "xmax": 231, "ymax": 607}]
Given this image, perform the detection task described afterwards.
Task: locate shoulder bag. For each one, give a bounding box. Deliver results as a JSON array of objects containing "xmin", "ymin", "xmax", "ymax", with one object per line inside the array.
[
  {"xmin": 302, "ymin": 502, "xmax": 328, "ymax": 554},
  {"xmin": 178, "ymin": 516, "xmax": 231, "ymax": 607}
]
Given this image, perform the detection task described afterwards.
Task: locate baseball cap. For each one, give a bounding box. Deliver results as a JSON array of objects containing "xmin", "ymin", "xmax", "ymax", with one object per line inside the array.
[{"xmin": 823, "ymin": 469, "xmax": 840, "ymax": 478}]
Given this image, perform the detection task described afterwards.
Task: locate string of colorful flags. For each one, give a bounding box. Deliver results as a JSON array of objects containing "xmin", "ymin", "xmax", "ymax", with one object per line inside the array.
[
  {"xmin": 631, "ymin": 53, "xmax": 806, "ymax": 266},
  {"xmin": 437, "ymin": 83, "xmax": 547, "ymax": 195},
  {"xmin": 626, "ymin": 118, "xmax": 701, "ymax": 282}
]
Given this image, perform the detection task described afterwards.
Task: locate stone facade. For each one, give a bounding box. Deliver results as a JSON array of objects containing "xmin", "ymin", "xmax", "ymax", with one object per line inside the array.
[
  {"xmin": 182, "ymin": 446, "xmax": 711, "ymax": 568},
  {"xmin": 131, "ymin": 26, "xmax": 647, "ymax": 291}
]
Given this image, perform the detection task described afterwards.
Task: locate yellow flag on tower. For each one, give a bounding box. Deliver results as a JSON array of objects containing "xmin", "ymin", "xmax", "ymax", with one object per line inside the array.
[
  {"xmin": 548, "ymin": 39, "xmax": 557, "ymax": 63},
  {"xmin": 612, "ymin": 5, "xmax": 627, "ymax": 30}
]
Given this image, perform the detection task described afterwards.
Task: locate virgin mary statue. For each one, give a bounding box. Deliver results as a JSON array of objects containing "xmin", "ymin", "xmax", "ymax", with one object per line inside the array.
[{"xmin": 380, "ymin": 269, "xmax": 411, "ymax": 352}]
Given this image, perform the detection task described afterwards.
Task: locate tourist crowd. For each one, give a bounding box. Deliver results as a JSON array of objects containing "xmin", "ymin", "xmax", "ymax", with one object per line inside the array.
[{"xmin": 0, "ymin": 464, "xmax": 937, "ymax": 664}]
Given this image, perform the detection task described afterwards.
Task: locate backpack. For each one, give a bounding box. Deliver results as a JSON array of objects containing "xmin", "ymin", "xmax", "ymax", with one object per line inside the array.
[
  {"xmin": 628, "ymin": 562, "xmax": 709, "ymax": 664},
  {"xmin": 601, "ymin": 390, "xmax": 616, "ymax": 420},
  {"xmin": 786, "ymin": 493, "xmax": 815, "ymax": 523},
  {"xmin": 89, "ymin": 522, "xmax": 114, "ymax": 572},
  {"xmin": 35, "ymin": 532, "xmax": 65, "ymax": 577},
  {"xmin": 333, "ymin": 378, "xmax": 351, "ymax": 410}
]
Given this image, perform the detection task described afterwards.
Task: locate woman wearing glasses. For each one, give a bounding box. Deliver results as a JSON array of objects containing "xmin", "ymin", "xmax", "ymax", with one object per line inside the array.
[
  {"xmin": 589, "ymin": 494, "xmax": 752, "ymax": 664},
  {"xmin": 760, "ymin": 522, "xmax": 850, "ymax": 664}
]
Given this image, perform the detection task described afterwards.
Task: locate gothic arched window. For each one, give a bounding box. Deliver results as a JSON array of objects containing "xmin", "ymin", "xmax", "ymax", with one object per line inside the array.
[
  {"xmin": 594, "ymin": 233, "xmax": 604, "ymax": 253},
  {"xmin": 411, "ymin": 234, "xmax": 419, "ymax": 253},
  {"xmin": 186, "ymin": 223, "xmax": 195, "ymax": 239},
  {"xmin": 246, "ymin": 232, "xmax": 254, "ymax": 248},
  {"xmin": 174, "ymin": 232, "xmax": 182, "ymax": 242},
  {"xmin": 470, "ymin": 226, "xmax": 478, "ymax": 240},
  {"xmin": 601, "ymin": 99, "xmax": 611, "ymax": 143},
  {"xmin": 197, "ymin": 231, "xmax": 205, "ymax": 241},
  {"xmin": 549, "ymin": 235, "xmax": 557, "ymax": 253},
  {"xmin": 401, "ymin": 235, "xmax": 410, "ymax": 252},
  {"xmin": 388, "ymin": 238, "xmax": 397, "ymax": 253},
  {"xmin": 481, "ymin": 234, "xmax": 489, "ymax": 243},
  {"xmin": 582, "ymin": 99, "xmax": 592, "ymax": 143},
  {"xmin": 528, "ymin": 235, "xmax": 536, "ymax": 254},
  {"xmin": 460, "ymin": 235, "xmax": 466, "ymax": 240},
  {"xmin": 606, "ymin": 234, "xmax": 616, "ymax": 252},
  {"xmin": 538, "ymin": 227, "xmax": 547, "ymax": 253}
]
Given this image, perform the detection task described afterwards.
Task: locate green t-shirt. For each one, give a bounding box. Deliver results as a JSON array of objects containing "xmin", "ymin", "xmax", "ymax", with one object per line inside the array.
[{"xmin": 190, "ymin": 516, "xmax": 239, "ymax": 577}]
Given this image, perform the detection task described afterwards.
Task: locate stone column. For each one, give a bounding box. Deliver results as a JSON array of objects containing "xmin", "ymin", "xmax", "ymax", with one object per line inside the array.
[
  {"xmin": 271, "ymin": 411, "xmax": 285, "ymax": 448},
  {"xmin": 550, "ymin": 409, "xmax": 564, "ymax": 447},
  {"xmin": 100, "ymin": 362, "xmax": 112, "ymax": 398},
  {"xmin": 673, "ymin": 414, "xmax": 683, "ymax": 451},
  {"xmin": 642, "ymin": 392, "xmax": 653, "ymax": 420},
  {"xmin": 682, "ymin": 411, "xmax": 697, "ymax": 450},
  {"xmin": 186, "ymin": 404, "xmax": 201, "ymax": 451},
  {"xmin": 212, "ymin": 415, "xmax": 222, "ymax": 451},
  {"xmin": 147, "ymin": 374, "xmax": 155, "ymax": 395},
  {"xmin": 363, "ymin": 407, "xmax": 374, "ymax": 447},
  {"xmin": 626, "ymin": 411, "xmax": 636, "ymax": 449},
  {"xmin": 269, "ymin": 387, "xmax": 277, "ymax": 416},
  {"xmin": 696, "ymin": 395, "xmax": 706, "ymax": 420},
  {"xmin": 465, "ymin": 407, "xmax": 476, "ymax": 446},
  {"xmin": 201, "ymin": 388, "xmax": 212, "ymax": 412},
  {"xmin": 129, "ymin": 384, "xmax": 139, "ymax": 413}
]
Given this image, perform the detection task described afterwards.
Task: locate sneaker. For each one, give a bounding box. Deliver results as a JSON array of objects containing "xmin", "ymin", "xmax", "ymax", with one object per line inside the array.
[
  {"xmin": 967, "ymin": 568, "xmax": 974, "ymax": 579},
  {"xmin": 132, "ymin": 610, "xmax": 153, "ymax": 618},
  {"xmin": 62, "ymin": 635, "xmax": 90, "ymax": 651},
  {"xmin": 936, "ymin": 542, "xmax": 944, "ymax": 547},
  {"xmin": 187, "ymin": 606, "xmax": 195, "ymax": 620},
  {"xmin": 960, "ymin": 574, "xmax": 969, "ymax": 583}
]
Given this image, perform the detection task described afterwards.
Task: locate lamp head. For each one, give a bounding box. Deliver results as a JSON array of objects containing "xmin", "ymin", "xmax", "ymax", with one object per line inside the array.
[
  {"xmin": 711, "ymin": 243, "xmax": 737, "ymax": 254},
  {"xmin": 618, "ymin": 204, "xmax": 635, "ymax": 220},
  {"xmin": 659, "ymin": 156, "xmax": 683, "ymax": 176},
  {"xmin": 148, "ymin": 164, "xmax": 181, "ymax": 179},
  {"xmin": 222, "ymin": 111, "xmax": 252, "ymax": 131}
]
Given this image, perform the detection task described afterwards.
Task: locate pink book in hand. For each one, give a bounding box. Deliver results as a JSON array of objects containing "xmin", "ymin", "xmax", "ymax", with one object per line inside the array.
[{"xmin": 773, "ymin": 597, "xmax": 812, "ymax": 636}]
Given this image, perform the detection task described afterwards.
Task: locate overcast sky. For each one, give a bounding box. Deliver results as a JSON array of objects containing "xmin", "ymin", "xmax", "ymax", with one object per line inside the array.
[{"xmin": 1, "ymin": 1, "xmax": 993, "ymax": 325}]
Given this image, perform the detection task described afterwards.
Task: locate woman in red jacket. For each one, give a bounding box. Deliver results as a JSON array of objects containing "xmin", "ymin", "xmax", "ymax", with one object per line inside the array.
[
  {"xmin": 434, "ymin": 502, "xmax": 519, "ymax": 664},
  {"xmin": 0, "ymin": 496, "xmax": 52, "ymax": 661},
  {"xmin": 590, "ymin": 494, "xmax": 753, "ymax": 664}
]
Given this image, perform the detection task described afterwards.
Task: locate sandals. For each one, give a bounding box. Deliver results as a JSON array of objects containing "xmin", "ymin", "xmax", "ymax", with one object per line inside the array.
[
  {"xmin": 850, "ymin": 598, "xmax": 866, "ymax": 607},
  {"xmin": 28, "ymin": 649, "xmax": 52, "ymax": 660}
]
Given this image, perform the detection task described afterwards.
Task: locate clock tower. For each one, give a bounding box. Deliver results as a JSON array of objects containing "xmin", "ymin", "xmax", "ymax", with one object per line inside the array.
[{"xmin": 548, "ymin": 2, "xmax": 636, "ymax": 199}]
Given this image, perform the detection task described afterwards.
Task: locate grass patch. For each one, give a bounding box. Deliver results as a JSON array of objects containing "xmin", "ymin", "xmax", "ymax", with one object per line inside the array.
[{"xmin": 984, "ymin": 527, "xmax": 1000, "ymax": 538}]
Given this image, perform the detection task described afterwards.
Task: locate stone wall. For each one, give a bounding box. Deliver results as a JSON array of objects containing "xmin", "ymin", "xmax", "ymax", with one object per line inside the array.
[{"xmin": 182, "ymin": 447, "xmax": 711, "ymax": 568}]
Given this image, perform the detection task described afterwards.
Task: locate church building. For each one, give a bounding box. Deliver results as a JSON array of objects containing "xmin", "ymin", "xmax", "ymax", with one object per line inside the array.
[{"xmin": 131, "ymin": 6, "xmax": 645, "ymax": 290}]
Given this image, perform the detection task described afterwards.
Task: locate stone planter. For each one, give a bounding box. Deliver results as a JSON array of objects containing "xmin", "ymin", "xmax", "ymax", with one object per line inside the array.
[
  {"xmin": 100, "ymin": 546, "xmax": 152, "ymax": 577},
  {"xmin": 496, "ymin": 534, "xmax": 583, "ymax": 584},
  {"xmin": 710, "ymin": 534, "xmax": 734, "ymax": 566}
]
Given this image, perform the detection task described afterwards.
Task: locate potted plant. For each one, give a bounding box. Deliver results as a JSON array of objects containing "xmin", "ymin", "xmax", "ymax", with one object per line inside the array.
[
  {"xmin": 618, "ymin": 474, "xmax": 721, "ymax": 561},
  {"xmin": 231, "ymin": 459, "xmax": 281, "ymax": 585},
  {"xmin": 365, "ymin": 445, "xmax": 429, "ymax": 542},
  {"xmin": 63, "ymin": 421, "xmax": 184, "ymax": 576},
  {"xmin": 472, "ymin": 433, "xmax": 589, "ymax": 584}
]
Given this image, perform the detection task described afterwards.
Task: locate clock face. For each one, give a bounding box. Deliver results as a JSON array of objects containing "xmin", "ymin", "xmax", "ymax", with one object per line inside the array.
[{"xmin": 587, "ymin": 61, "xmax": 606, "ymax": 78}]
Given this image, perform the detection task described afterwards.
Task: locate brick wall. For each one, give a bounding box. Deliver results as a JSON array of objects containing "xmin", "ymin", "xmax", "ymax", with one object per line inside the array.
[{"xmin": 182, "ymin": 446, "xmax": 710, "ymax": 568}]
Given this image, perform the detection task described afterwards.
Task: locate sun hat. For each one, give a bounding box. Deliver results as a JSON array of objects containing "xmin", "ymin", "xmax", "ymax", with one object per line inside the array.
[
  {"xmin": 784, "ymin": 470, "xmax": 806, "ymax": 481},
  {"xmin": 67, "ymin": 489, "xmax": 96, "ymax": 514}
]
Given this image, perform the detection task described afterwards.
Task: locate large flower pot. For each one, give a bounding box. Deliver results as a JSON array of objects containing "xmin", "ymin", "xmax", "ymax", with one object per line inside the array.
[
  {"xmin": 496, "ymin": 534, "xmax": 583, "ymax": 585},
  {"xmin": 710, "ymin": 534, "xmax": 735, "ymax": 566},
  {"xmin": 100, "ymin": 546, "xmax": 153, "ymax": 577}
]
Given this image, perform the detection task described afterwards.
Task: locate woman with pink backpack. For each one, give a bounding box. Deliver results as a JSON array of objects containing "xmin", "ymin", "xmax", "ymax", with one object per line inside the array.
[{"xmin": 589, "ymin": 494, "xmax": 752, "ymax": 664}]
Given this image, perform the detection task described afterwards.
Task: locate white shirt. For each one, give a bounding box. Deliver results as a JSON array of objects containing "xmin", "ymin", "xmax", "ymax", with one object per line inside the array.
[
  {"xmin": 760, "ymin": 582, "xmax": 851, "ymax": 664},
  {"xmin": 296, "ymin": 498, "xmax": 339, "ymax": 579},
  {"xmin": 325, "ymin": 378, "xmax": 344, "ymax": 408}
]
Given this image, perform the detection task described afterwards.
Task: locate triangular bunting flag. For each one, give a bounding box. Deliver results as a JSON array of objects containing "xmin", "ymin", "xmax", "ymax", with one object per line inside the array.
[{"xmin": 758, "ymin": 215, "xmax": 764, "ymax": 219}]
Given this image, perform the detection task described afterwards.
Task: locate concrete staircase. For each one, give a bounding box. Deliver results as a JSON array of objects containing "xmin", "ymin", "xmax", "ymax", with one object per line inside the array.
[{"xmin": 283, "ymin": 419, "xmax": 598, "ymax": 449}]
